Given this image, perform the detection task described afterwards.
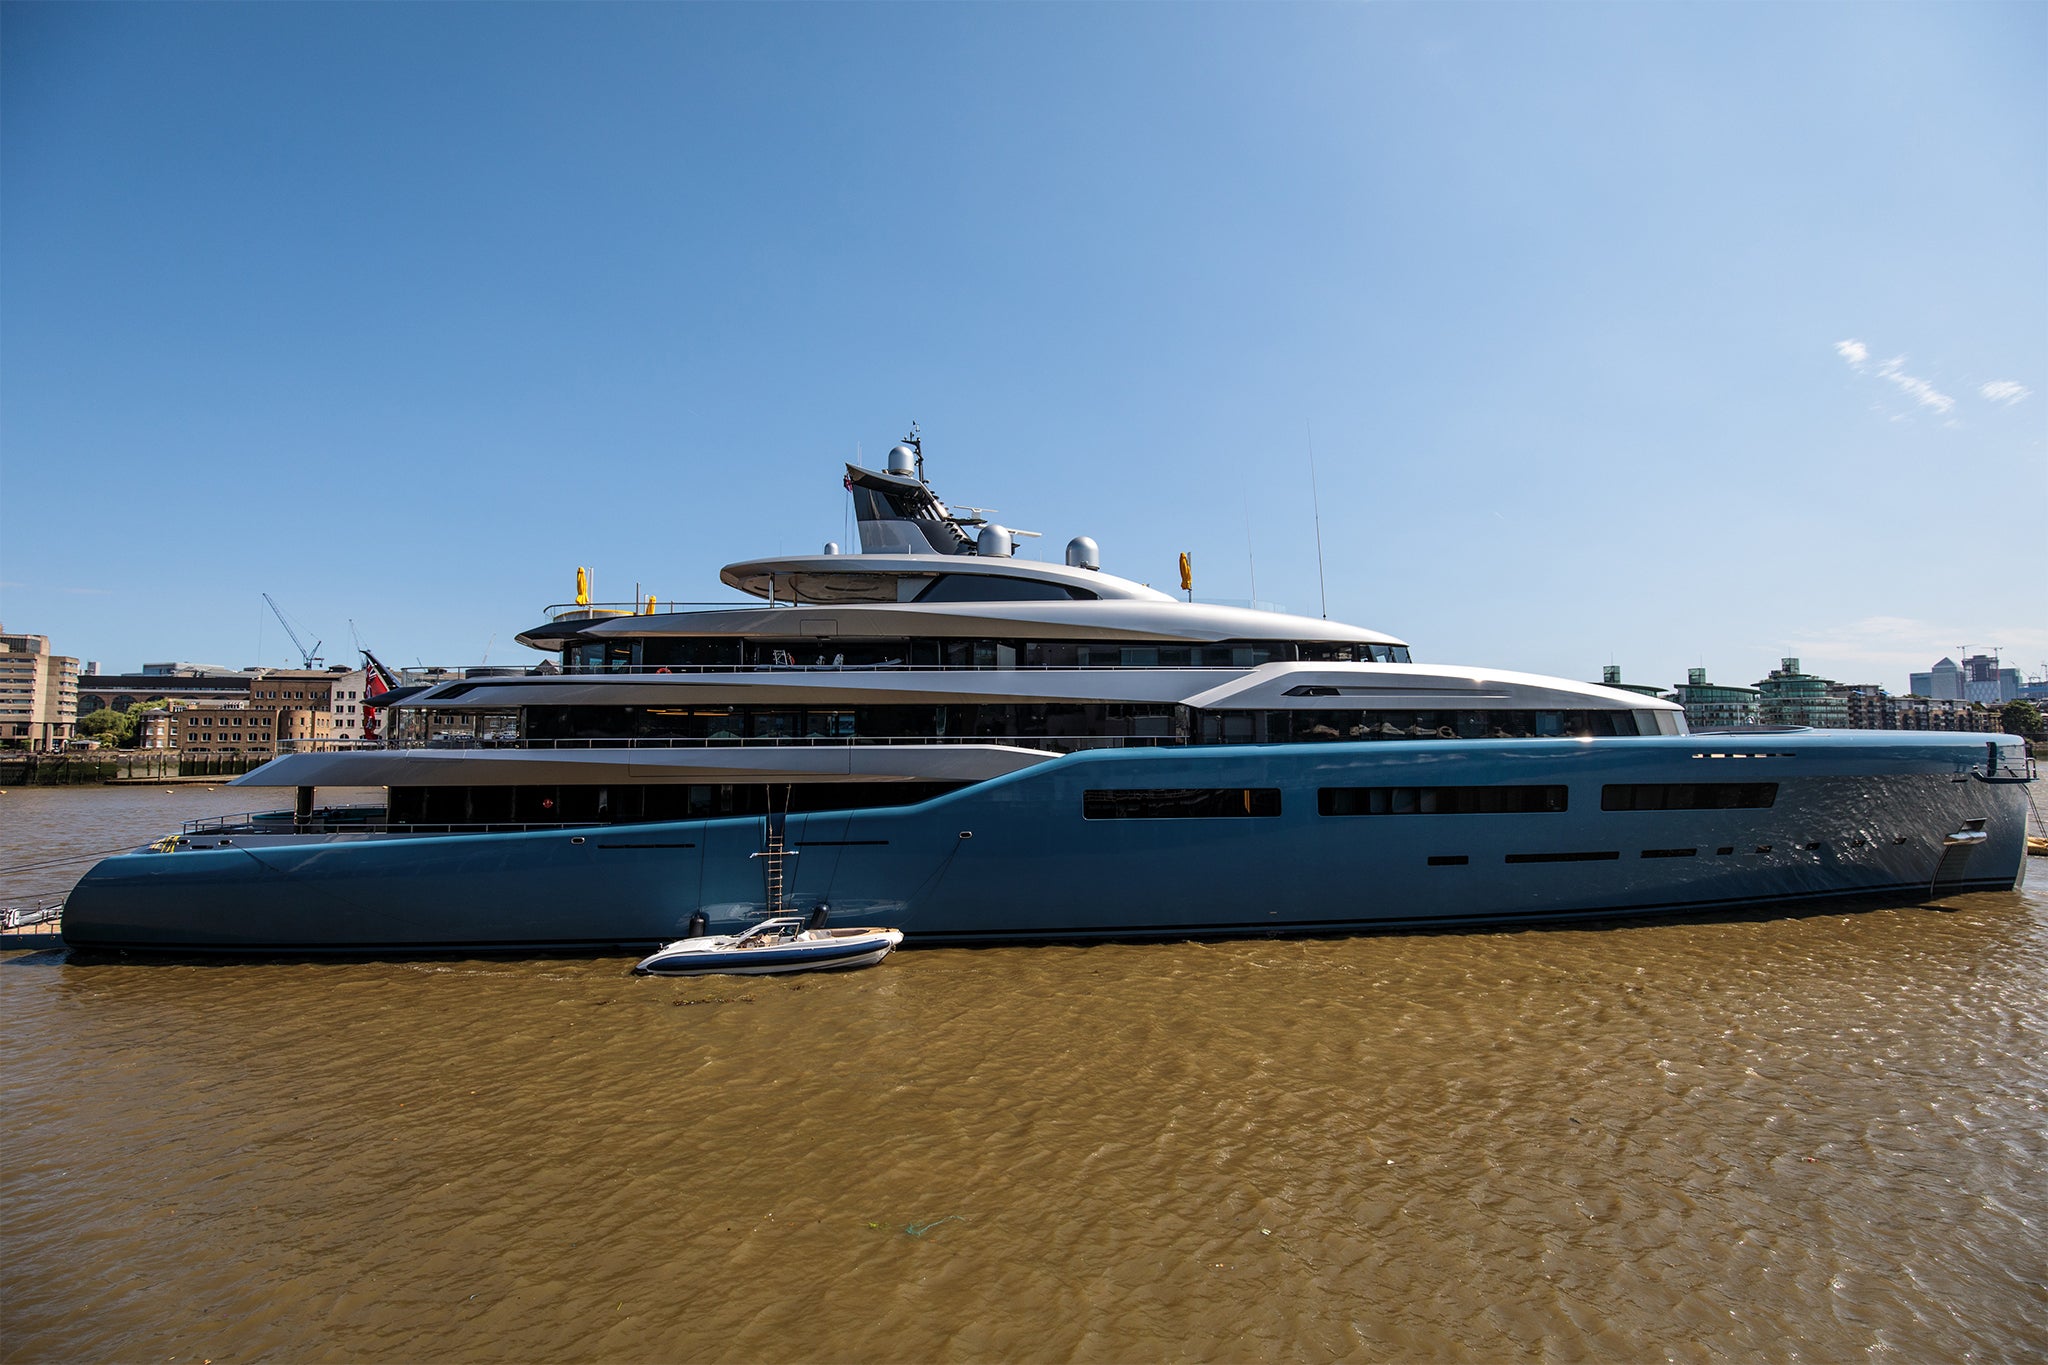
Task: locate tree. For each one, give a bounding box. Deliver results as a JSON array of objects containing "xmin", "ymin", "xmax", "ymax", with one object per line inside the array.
[
  {"xmin": 2001, "ymin": 699, "xmax": 2043, "ymax": 738},
  {"xmin": 76, "ymin": 708, "xmax": 138, "ymax": 747}
]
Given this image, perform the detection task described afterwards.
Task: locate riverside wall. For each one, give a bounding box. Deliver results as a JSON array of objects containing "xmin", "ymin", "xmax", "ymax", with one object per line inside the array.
[{"xmin": 0, "ymin": 752, "xmax": 266, "ymax": 785}]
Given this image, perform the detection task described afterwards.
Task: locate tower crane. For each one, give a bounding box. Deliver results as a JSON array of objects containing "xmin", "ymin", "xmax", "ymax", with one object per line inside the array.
[{"xmin": 262, "ymin": 593, "xmax": 324, "ymax": 668}]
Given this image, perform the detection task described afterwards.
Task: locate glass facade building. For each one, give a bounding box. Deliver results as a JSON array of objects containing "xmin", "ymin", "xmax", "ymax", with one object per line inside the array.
[
  {"xmin": 1671, "ymin": 667, "xmax": 1758, "ymax": 730},
  {"xmin": 1755, "ymin": 658, "xmax": 1848, "ymax": 728}
]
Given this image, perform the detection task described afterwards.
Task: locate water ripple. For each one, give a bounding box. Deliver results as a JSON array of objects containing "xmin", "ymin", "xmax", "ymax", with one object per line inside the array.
[{"xmin": 3, "ymin": 788, "xmax": 2045, "ymax": 1361}]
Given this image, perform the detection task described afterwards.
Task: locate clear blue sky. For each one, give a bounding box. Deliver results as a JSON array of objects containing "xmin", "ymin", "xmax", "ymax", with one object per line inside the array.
[{"xmin": 4, "ymin": 3, "xmax": 2042, "ymax": 692}]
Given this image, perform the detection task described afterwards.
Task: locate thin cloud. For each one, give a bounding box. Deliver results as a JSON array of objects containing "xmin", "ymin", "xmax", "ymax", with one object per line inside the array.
[
  {"xmin": 1834, "ymin": 338, "xmax": 1958, "ymax": 417},
  {"xmin": 1874, "ymin": 356, "xmax": 1954, "ymax": 414},
  {"xmin": 1980, "ymin": 380, "xmax": 2031, "ymax": 405}
]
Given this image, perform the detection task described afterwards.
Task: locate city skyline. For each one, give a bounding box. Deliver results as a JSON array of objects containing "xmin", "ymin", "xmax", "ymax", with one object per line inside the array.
[
  {"xmin": 20, "ymin": 623, "xmax": 2042, "ymax": 709},
  {"xmin": 4, "ymin": 5, "xmax": 2043, "ymax": 688}
]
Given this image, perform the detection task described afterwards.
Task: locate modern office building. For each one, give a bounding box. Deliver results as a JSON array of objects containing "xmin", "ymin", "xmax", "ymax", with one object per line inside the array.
[
  {"xmin": 1912, "ymin": 657, "xmax": 1965, "ymax": 700},
  {"xmin": 1909, "ymin": 654, "xmax": 2019, "ymax": 705},
  {"xmin": 1960, "ymin": 654, "xmax": 2021, "ymax": 705},
  {"xmin": 0, "ymin": 629, "xmax": 81, "ymax": 750},
  {"xmin": 1670, "ymin": 667, "xmax": 1759, "ymax": 730}
]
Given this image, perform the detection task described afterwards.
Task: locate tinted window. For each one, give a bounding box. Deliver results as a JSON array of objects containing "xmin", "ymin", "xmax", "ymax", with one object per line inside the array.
[
  {"xmin": 1083, "ymin": 788, "xmax": 1282, "ymax": 819},
  {"xmin": 1601, "ymin": 783, "xmax": 1778, "ymax": 811},
  {"xmin": 917, "ymin": 575, "xmax": 1091, "ymax": 603},
  {"xmin": 1319, "ymin": 786, "xmax": 1568, "ymax": 816}
]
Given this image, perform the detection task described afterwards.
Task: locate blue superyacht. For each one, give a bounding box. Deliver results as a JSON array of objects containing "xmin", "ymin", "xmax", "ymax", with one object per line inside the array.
[{"xmin": 63, "ymin": 434, "xmax": 2033, "ymax": 952}]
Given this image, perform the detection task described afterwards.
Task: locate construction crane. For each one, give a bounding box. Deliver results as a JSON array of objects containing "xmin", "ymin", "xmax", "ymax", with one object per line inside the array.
[{"xmin": 262, "ymin": 593, "xmax": 324, "ymax": 668}]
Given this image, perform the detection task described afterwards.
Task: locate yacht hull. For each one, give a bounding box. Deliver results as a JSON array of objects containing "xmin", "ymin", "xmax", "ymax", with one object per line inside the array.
[{"xmin": 60, "ymin": 733, "xmax": 2030, "ymax": 953}]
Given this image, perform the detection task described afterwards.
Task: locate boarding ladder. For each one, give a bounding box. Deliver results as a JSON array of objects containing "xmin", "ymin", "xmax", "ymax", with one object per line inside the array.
[{"xmin": 753, "ymin": 807, "xmax": 798, "ymax": 915}]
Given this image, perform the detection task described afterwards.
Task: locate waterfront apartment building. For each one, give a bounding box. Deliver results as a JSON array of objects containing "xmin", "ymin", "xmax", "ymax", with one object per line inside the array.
[
  {"xmin": 75, "ymin": 662, "xmax": 368, "ymax": 749},
  {"xmin": 1598, "ymin": 666, "xmax": 1670, "ymax": 700},
  {"xmin": 250, "ymin": 669, "xmax": 337, "ymax": 712},
  {"xmin": 325, "ymin": 667, "xmax": 370, "ymax": 742},
  {"xmin": 172, "ymin": 704, "xmax": 281, "ymax": 758},
  {"xmin": 0, "ymin": 629, "xmax": 81, "ymax": 750},
  {"xmin": 137, "ymin": 705, "xmax": 184, "ymax": 750},
  {"xmin": 1830, "ymin": 685, "xmax": 2003, "ymax": 733},
  {"xmin": 251, "ymin": 666, "xmax": 370, "ymax": 743},
  {"xmin": 1671, "ymin": 668, "xmax": 1758, "ymax": 730},
  {"xmin": 1756, "ymin": 658, "xmax": 1849, "ymax": 728},
  {"xmin": 171, "ymin": 703, "xmax": 334, "ymax": 758}
]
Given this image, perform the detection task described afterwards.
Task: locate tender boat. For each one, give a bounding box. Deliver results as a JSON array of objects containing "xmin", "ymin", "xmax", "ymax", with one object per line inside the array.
[
  {"xmin": 635, "ymin": 915, "xmax": 904, "ymax": 976},
  {"xmin": 59, "ymin": 426, "xmax": 2035, "ymax": 953}
]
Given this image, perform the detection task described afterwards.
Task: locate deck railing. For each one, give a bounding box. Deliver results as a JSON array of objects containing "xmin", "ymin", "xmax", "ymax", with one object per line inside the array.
[
  {"xmin": 179, "ymin": 807, "xmax": 607, "ymax": 837},
  {"xmin": 282, "ymin": 734, "xmax": 1186, "ymax": 756}
]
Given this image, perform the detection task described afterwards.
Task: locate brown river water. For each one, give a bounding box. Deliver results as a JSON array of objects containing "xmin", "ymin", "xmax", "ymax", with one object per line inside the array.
[{"xmin": 3, "ymin": 785, "xmax": 2045, "ymax": 1362}]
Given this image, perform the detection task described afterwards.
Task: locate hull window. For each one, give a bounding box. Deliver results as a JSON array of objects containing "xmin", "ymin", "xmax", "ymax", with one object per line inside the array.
[
  {"xmin": 1083, "ymin": 788, "xmax": 1282, "ymax": 820},
  {"xmin": 1319, "ymin": 786, "xmax": 1569, "ymax": 816},
  {"xmin": 1602, "ymin": 783, "xmax": 1778, "ymax": 811}
]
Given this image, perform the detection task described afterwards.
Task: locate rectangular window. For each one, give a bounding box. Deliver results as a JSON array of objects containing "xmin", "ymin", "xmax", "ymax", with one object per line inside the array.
[
  {"xmin": 1318, "ymin": 785, "xmax": 1568, "ymax": 816},
  {"xmin": 1601, "ymin": 783, "xmax": 1778, "ymax": 811},
  {"xmin": 1505, "ymin": 850, "xmax": 1620, "ymax": 863},
  {"xmin": 1083, "ymin": 788, "xmax": 1281, "ymax": 819}
]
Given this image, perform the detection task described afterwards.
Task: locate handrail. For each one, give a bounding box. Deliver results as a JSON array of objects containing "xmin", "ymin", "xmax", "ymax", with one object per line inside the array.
[
  {"xmin": 178, "ymin": 814, "xmax": 607, "ymax": 838},
  {"xmin": 183, "ymin": 803, "xmax": 387, "ymax": 833},
  {"xmin": 542, "ymin": 600, "xmax": 788, "ymax": 622},
  {"xmin": 289, "ymin": 734, "xmax": 1187, "ymax": 755},
  {"xmin": 451, "ymin": 662, "xmax": 1261, "ymax": 678}
]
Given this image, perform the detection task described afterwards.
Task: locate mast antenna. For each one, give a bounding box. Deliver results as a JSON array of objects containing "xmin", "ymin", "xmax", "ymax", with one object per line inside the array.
[
  {"xmin": 1245, "ymin": 500, "xmax": 1258, "ymax": 608},
  {"xmin": 905, "ymin": 421, "xmax": 925, "ymax": 486},
  {"xmin": 1306, "ymin": 423, "xmax": 1329, "ymax": 619}
]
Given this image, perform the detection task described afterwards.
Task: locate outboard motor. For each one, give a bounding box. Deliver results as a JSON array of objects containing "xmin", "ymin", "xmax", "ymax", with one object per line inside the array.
[
  {"xmin": 807, "ymin": 905, "xmax": 830, "ymax": 930},
  {"xmin": 686, "ymin": 911, "xmax": 709, "ymax": 939}
]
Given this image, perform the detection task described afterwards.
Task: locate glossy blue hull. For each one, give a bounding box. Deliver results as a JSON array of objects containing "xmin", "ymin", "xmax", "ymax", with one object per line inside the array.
[{"xmin": 61, "ymin": 732, "xmax": 2030, "ymax": 952}]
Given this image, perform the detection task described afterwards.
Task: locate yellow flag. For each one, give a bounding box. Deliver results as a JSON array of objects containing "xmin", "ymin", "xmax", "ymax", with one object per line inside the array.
[
  {"xmin": 1178, "ymin": 552, "xmax": 1192, "ymax": 593},
  {"xmin": 575, "ymin": 566, "xmax": 590, "ymax": 606}
]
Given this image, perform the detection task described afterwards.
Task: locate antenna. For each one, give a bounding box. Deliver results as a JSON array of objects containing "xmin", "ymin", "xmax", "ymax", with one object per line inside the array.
[
  {"xmin": 905, "ymin": 421, "xmax": 925, "ymax": 485},
  {"xmin": 1245, "ymin": 499, "xmax": 1258, "ymax": 608},
  {"xmin": 1306, "ymin": 423, "xmax": 1329, "ymax": 619}
]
